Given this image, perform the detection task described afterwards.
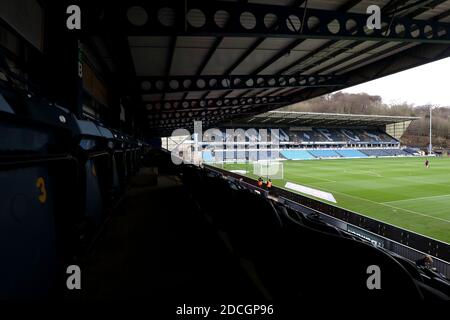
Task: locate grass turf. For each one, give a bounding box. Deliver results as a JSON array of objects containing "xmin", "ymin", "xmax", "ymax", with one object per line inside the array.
[{"xmin": 220, "ymin": 157, "xmax": 450, "ymax": 244}]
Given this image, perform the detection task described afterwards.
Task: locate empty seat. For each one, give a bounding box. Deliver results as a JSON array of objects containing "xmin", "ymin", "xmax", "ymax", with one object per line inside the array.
[
  {"xmin": 280, "ymin": 150, "xmax": 315, "ymax": 160},
  {"xmin": 274, "ymin": 205, "xmax": 423, "ymax": 300},
  {"xmin": 336, "ymin": 149, "xmax": 368, "ymax": 158},
  {"xmin": 309, "ymin": 149, "xmax": 340, "ymax": 158},
  {"xmin": 0, "ymin": 87, "xmax": 78, "ymax": 298},
  {"xmin": 180, "ymin": 165, "xmax": 450, "ymax": 300}
]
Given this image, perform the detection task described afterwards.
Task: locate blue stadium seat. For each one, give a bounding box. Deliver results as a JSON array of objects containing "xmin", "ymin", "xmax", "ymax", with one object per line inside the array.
[
  {"xmin": 309, "ymin": 150, "xmax": 340, "ymax": 158},
  {"xmin": 280, "ymin": 150, "xmax": 315, "ymax": 160},
  {"xmin": 359, "ymin": 149, "xmax": 389, "ymax": 156},
  {"xmin": 180, "ymin": 165, "xmax": 450, "ymax": 300},
  {"xmin": 0, "ymin": 87, "xmax": 79, "ymax": 298},
  {"xmin": 336, "ymin": 149, "xmax": 368, "ymax": 158},
  {"xmin": 359, "ymin": 148, "xmax": 412, "ymax": 157},
  {"xmin": 383, "ymin": 149, "xmax": 411, "ymax": 156},
  {"xmin": 404, "ymin": 147, "xmax": 420, "ymax": 155},
  {"xmin": 74, "ymin": 121, "xmax": 108, "ymax": 227}
]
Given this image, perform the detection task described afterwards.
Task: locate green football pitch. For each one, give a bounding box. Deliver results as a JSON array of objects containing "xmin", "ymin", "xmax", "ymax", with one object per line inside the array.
[{"xmin": 220, "ymin": 157, "xmax": 450, "ymax": 244}]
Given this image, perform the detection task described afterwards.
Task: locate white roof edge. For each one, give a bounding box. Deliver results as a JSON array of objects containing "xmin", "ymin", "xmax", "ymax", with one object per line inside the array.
[{"xmin": 265, "ymin": 110, "xmax": 420, "ymax": 120}]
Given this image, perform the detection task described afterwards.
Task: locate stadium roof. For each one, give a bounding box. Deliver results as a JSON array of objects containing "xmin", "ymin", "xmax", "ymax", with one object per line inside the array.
[
  {"xmin": 81, "ymin": 0, "xmax": 450, "ymax": 136},
  {"xmin": 231, "ymin": 111, "xmax": 420, "ymax": 127}
]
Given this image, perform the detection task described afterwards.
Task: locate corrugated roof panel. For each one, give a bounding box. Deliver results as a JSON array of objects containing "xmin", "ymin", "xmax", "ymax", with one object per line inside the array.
[
  {"xmin": 129, "ymin": 36, "xmax": 171, "ymax": 76},
  {"xmin": 164, "ymin": 92, "xmax": 184, "ymax": 100},
  {"xmin": 349, "ymin": 0, "xmax": 392, "ymax": 14},
  {"xmin": 293, "ymin": 40, "xmax": 358, "ymax": 73},
  {"xmin": 232, "ymin": 38, "xmax": 299, "ymax": 74},
  {"xmin": 302, "ymin": 0, "xmax": 348, "ymax": 11},
  {"xmin": 312, "ymin": 41, "xmax": 381, "ymax": 74},
  {"xmin": 336, "ymin": 42, "xmax": 418, "ymax": 75},
  {"xmin": 257, "ymin": 87, "xmax": 279, "ymax": 96},
  {"xmin": 261, "ymin": 39, "xmax": 328, "ymax": 74},
  {"xmin": 186, "ymin": 91, "xmax": 208, "ymax": 99},
  {"xmin": 202, "ymin": 37, "xmax": 258, "ymax": 74},
  {"xmin": 142, "ymin": 93, "xmax": 163, "ymax": 101},
  {"xmin": 171, "ymin": 48, "xmax": 211, "ymax": 75},
  {"xmin": 202, "ymin": 49, "xmax": 249, "ymax": 74},
  {"xmin": 258, "ymin": 38, "xmax": 297, "ymax": 50},
  {"xmin": 232, "ymin": 49, "xmax": 276, "ymax": 74},
  {"xmin": 170, "ymin": 37, "xmax": 217, "ymax": 75},
  {"xmin": 306, "ymin": 41, "xmax": 379, "ymax": 74},
  {"xmin": 242, "ymin": 88, "xmax": 266, "ymax": 97},
  {"xmin": 269, "ymin": 87, "xmax": 293, "ymax": 95},
  {"xmin": 409, "ymin": 1, "xmax": 450, "ymax": 20},
  {"xmin": 204, "ymin": 90, "xmax": 230, "ymax": 99},
  {"xmin": 224, "ymin": 89, "xmax": 249, "ymax": 97},
  {"xmin": 131, "ymin": 47, "xmax": 168, "ymax": 76},
  {"xmin": 176, "ymin": 36, "xmax": 217, "ymax": 49},
  {"xmin": 219, "ymin": 37, "xmax": 258, "ymax": 48},
  {"xmin": 128, "ymin": 36, "xmax": 170, "ymax": 47},
  {"xmin": 281, "ymin": 87, "xmax": 303, "ymax": 96}
]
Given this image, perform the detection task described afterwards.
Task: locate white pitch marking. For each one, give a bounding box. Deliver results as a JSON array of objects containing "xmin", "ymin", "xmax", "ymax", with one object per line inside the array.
[
  {"xmin": 382, "ymin": 194, "xmax": 450, "ymax": 204},
  {"xmin": 303, "ymin": 181, "xmax": 450, "ymax": 224}
]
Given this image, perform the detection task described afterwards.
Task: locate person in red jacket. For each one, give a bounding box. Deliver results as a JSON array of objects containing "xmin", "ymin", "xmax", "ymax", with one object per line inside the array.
[{"xmin": 257, "ymin": 177, "xmax": 263, "ymax": 188}]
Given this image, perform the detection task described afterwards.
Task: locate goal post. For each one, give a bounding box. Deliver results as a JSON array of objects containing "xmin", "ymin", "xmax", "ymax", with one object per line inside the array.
[{"xmin": 253, "ymin": 161, "xmax": 284, "ymax": 180}]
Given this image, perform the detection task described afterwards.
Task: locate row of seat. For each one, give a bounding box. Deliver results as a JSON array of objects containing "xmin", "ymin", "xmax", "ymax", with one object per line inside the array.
[
  {"xmin": 359, "ymin": 148, "xmax": 412, "ymax": 157},
  {"xmin": 280, "ymin": 148, "xmax": 414, "ymax": 160},
  {"xmin": 203, "ymin": 148, "xmax": 414, "ymax": 162},
  {"xmin": 204, "ymin": 128, "xmax": 396, "ymax": 144},
  {"xmin": 0, "ymin": 85, "xmax": 145, "ymax": 298},
  {"xmin": 309, "ymin": 149, "xmax": 340, "ymax": 158},
  {"xmin": 180, "ymin": 165, "xmax": 449, "ymax": 300},
  {"xmin": 287, "ymin": 128, "xmax": 396, "ymax": 143}
]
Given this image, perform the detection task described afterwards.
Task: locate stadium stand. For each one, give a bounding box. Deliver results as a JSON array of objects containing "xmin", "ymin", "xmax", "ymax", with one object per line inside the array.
[
  {"xmin": 358, "ymin": 149, "xmax": 390, "ymax": 157},
  {"xmin": 291, "ymin": 129, "xmax": 329, "ymax": 142},
  {"xmin": 207, "ymin": 127, "xmax": 398, "ymax": 145},
  {"xmin": 284, "ymin": 128, "xmax": 396, "ymax": 144},
  {"xmin": 0, "ymin": 85, "xmax": 145, "ymax": 298},
  {"xmin": 179, "ymin": 164, "xmax": 450, "ymax": 300},
  {"xmin": 385, "ymin": 149, "xmax": 413, "ymax": 156},
  {"xmin": 404, "ymin": 147, "xmax": 421, "ymax": 155},
  {"xmin": 358, "ymin": 148, "xmax": 412, "ymax": 157},
  {"xmin": 199, "ymin": 116, "xmax": 418, "ymax": 162}
]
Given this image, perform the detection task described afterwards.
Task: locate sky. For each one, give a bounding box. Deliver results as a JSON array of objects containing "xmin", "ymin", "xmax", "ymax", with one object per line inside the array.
[{"xmin": 341, "ymin": 57, "xmax": 450, "ymax": 107}]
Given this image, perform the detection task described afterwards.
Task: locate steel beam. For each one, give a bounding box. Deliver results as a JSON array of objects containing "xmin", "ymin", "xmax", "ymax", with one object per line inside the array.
[
  {"xmin": 105, "ymin": 1, "xmax": 450, "ymax": 44},
  {"xmin": 147, "ymin": 103, "xmax": 280, "ymax": 130},
  {"xmin": 143, "ymin": 95, "xmax": 292, "ymax": 112},
  {"xmin": 138, "ymin": 74, "xmax": 343, "ymax": 93}
]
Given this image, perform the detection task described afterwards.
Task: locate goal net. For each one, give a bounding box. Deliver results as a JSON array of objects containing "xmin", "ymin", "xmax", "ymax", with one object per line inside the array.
[{"xmin": 253, "ymin": 161, "xmax": 284, "ymax": 179}]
